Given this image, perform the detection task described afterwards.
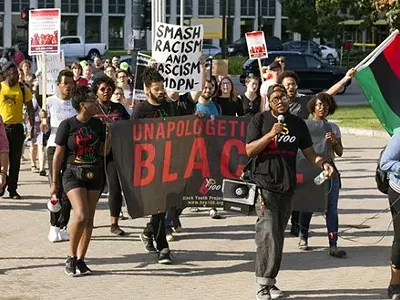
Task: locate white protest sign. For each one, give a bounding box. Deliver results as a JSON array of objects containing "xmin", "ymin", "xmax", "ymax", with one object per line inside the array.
[
  {"xmin": 245, "ymin": 31, "xmax": 268, "ymax": 59},
  {"xmin": 36, "ymin": 51, "xmax": 65, "ymax": 95},
  {"xmin": 28, "ymin": 8, "xmax": 61, "ymax": 55},
  {"xmin": 152, "ymin": 22, "xmax": 204, "ymax": 93},
  {"xmin": 133, "ymin": 52, "xmax": 151, "ymax": 101}
]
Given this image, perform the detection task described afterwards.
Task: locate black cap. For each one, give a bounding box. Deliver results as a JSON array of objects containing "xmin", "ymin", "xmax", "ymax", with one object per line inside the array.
[
  {"xmin": 2, "ymin": 62, "xmax": 17, "ymax": 72},
  {"xmin": 267, "ymin": 83, "xmax": 287, "ymax": 99}
]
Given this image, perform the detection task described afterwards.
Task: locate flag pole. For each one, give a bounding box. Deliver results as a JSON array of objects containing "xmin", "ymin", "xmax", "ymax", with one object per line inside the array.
[{"xmin": 355, "ymin": 29, "xmax": 399, "ymax": 71}]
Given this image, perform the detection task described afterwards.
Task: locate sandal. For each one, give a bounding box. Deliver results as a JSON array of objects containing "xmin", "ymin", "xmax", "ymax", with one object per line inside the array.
[{"xmin": 329, "ymin": 246, "xmax": 347, "ymax": 258}]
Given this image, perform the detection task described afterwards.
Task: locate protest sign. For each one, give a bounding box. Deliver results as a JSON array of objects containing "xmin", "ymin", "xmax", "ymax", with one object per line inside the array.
[
  {"xmin": 152, "ymin": 22, "xmax": 204, "ymax": 93},
  {"xmin": 292, "ymin": 120, "xmax": 331, "ymax": 212},
  {"xmin": 111, "ymin": 115, "xmax": 249, "ymax": 218},
  {"xmin": 36, "ymin": 51, "xmax": 65, "ymax": 95},
  {"xmin": 28, "ymin": 8, "xmax": 61, "ymax": 55},
  {"xmin": 133, "ymin": 52, "xmax": 152, "ymax": 101},
  {"xmin": 245, "ymin": 31, "xmax": 268, "ymax": 59},
  {"xmin": 212, "ymin": 59, "xmax": 229, "ymax": 77}
]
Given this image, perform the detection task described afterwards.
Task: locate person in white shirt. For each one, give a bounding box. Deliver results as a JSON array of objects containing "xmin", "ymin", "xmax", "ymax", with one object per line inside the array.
[
  {"xmin": 40, "ymin": 70, "xmax": 77, "ymax": 243},
  {"xmin": 259, "ymin": 61, "xmax": 283, "ymax": 112}
]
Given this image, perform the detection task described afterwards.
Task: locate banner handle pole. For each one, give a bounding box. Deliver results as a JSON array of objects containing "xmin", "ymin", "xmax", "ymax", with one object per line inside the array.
[
  {"xmin": 354, "ymin": 29, "xmax": 399, "ymax": 71},
  {"xmin": 41, "ymin": 52, "xmax": 48, "ymax": 125},
  {"xmin": 257, "ymin": 58, "xmax": 264, "ymax": 82}
]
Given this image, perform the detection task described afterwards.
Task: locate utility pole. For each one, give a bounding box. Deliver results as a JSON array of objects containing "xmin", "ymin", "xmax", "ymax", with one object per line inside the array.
[{"xmin": 221, "ymin": 0, "xmax": 227, "ymax": 58}]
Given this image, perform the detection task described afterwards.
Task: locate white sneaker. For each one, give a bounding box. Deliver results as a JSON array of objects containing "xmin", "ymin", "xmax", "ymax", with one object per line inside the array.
[
  {"xmin": 48, "ymin": 226, "xmax": 61, "ymax": 242},
  {"xmin": 58, "ymin": 227, "xmax": 70, "ymax": 241},
  {"xmin": 166, "ymin": 232, "xmax": 175, "ymax": 242}
]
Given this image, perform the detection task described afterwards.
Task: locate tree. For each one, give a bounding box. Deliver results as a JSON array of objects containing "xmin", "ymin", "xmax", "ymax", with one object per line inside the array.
[
  {"xmin": 374, "ymin": 0, "xmax": 400, "ymax": 31},
  {"xmin": 280, "ymin": 0, "xmax": 318, "ymax": 39}
]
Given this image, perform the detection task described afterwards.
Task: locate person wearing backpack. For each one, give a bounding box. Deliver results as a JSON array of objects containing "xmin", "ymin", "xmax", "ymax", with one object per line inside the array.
[
  {"xmin": 0, "ymin": 62, "xmax": 34, "ymax": 199},
  {"xmin": 379, "ymin": 129, "xmax": 400, "ymax": 299}
]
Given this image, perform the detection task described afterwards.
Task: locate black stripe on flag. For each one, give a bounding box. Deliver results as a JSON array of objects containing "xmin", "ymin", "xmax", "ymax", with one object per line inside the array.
[{"xmin": 370, "ymin": 53, "xmax": 400, "ymax": 116}]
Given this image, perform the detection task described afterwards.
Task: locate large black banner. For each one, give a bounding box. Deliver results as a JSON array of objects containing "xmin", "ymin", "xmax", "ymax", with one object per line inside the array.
[
  {"xmin": 292, "ymin": 120, "xmax": 330, "ymax": 212},
  {"xmin": 111, "ymin": 115, "xmax": 250, "ymax": 218}
]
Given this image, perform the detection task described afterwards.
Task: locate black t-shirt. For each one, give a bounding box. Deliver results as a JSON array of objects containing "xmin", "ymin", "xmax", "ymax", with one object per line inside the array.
[
  {"xmin": 214, "ymin": 96, "xmax": 244, "ymax": 116},
  {"xmin": 239, "ymin": 93, "xmax": 261, "ymax": 117},
  {"xmin": 289, "ymin": 95, "xmax": 312, "ymax": 120},
  {"xmin": 94, "ymin": 102, "xmax": 130, "ymax": 160},
  {"xmin": 172, "ymin": 93, "xmax": 195, "ymax": 116},
  {"xmin": 131, "ymin": 100, "xmax": 175, "ymax": 119},
  {"xmin": 55, "ymin": 116, "xmax": 106, "ymax": 165},
  {"xmin": 246, "ymin": 110, "xmax": 313, "ymax": 194},
  {"xmin": 94, "ymin": 102, "xmax": 130, "ymax": 124}
]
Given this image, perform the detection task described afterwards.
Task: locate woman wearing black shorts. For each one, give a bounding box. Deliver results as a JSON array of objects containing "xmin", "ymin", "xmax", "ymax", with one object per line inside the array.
[{"xmin": 50, "ymin": 85, "xmax": 111, "ymax": 276}]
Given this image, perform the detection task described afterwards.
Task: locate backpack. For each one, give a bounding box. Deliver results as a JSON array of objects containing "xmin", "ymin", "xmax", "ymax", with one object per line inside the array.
[{"xmin": 376, "ymin": 147, "xmax": 389, "ymax": 194}]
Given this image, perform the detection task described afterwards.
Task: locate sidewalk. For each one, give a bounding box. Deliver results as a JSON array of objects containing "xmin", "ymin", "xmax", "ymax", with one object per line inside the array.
[{"xmin": 0, "ymin": 134, "xmax": 392, "ymax": 300}]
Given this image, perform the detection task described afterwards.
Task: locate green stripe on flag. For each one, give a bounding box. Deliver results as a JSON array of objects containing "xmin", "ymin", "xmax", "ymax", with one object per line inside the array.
[{"xmin": 355, "ymin": 67, "xmax": 400, "ymax": 136}]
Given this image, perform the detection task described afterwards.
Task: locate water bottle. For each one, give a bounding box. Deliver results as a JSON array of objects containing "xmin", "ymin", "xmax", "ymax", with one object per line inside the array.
[
  {"xmin": 314, "ymin": 170, "xmax": 328, "ymax": 185},
  {"xmin": 47, "ymin": 194, "xmax": 61, "ymax": 213}
]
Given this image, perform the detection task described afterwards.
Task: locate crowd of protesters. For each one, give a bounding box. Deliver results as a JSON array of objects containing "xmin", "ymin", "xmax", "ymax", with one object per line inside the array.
[{"xmin": 1, "ymin": 49, "xmax": 398, "ymax": 300}]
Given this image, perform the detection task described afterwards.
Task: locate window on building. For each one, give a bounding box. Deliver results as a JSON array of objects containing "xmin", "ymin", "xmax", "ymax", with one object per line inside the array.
[
  {"xmin": 241, "ymin": 0, "xmax": 247, "ymax": 15},
  {"xmin": 0, "ymin": 0, "xmax": 5, "ymax": 12},
  {"xmin": 61, "ymin": 15, "xmax": 78, "ymax": 36},
  {"xmin": 12, "ymin": 0, "xmax": 29, "ymax": 12},
  {"xmin": 61, "ymin": 0, "xmax": 79, "ymax": 13},
  {"xmin": 249, "ymin": 0, "xmax": 256, "ymax": 15},
  {"xmin": 38, "ymin": 0, "xmax": 55, "ymax": 8},
  {"xmin": 177, "ymin": 0, "xmax": 192, "ymax": 16},
  {"xmin": 220, "ymin": 0, "xmax": 234, "ymax": 17},
  {"xmin": 86, "ymin": 0, "xmax": 102, "ymax": 13},
  {"xmin": 0, "ymin": 15, "xmax": 4, "ymax": 46},
  {"xmin": 109, "ymin": 0, "xmax": 125, "ymax": 14},
  {"xmin": 109, "ymin": 16, "xmax": 124, "ymax": 49},
  {"xmin": 199, "ymin": 0, "xmax": 213, "ymax": 16},
  {"xmin": 166, "ymin": 0, "xmax": 170, "ymax": 15},
  {"xmin": 262, "ymin": 0, "xmax": 276, "ymax": 17},
  {"xmin": 85, "ymin": 16, "xmax": 101, "ymax": 43}
]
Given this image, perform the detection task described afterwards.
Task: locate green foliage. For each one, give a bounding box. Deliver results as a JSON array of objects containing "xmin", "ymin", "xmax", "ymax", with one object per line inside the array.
[
  {"xmin": 227, "ymin": 56, "xmax": 247, "ymax": 75},
  {"xmin": 280, "ymin": 0, "xmax": 318, "ymax": 39}
]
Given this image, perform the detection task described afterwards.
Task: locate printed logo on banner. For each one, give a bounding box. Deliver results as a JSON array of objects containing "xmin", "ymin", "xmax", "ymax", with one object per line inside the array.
[
  {"xmin": 198, "ymin": 178, "xmax": 222, "ymax": 195},
  {"xmin": 152, "ymin": 22, "xmax": 204, "ymax": 93}
]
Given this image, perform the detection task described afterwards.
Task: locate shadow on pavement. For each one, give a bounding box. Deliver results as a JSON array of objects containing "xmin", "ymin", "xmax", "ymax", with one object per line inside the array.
[{"xmin": 286, "ymin": 288, "xmax": 386, "ymax": 299}]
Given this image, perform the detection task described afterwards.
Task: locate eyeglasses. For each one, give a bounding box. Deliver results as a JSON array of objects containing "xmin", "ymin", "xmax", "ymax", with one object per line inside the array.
[
  {"xmin": 270, "ymin": 96, "xmax": 289, "ymax": 104},
  {"xmin": 100, "ymin": 87, "xmax": 112, "ymax": 92}
]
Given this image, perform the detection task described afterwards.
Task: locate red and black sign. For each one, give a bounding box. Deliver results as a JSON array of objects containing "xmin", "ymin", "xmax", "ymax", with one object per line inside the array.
[{"xmin": 111, "ymin": 115, "xmax": 250, "ymax": 219}]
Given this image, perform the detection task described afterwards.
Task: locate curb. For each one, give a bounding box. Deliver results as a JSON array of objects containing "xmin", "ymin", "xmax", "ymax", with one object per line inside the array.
[{"xmin": 340, "ymin": 127, "xmax": 389, "ymax": 139}]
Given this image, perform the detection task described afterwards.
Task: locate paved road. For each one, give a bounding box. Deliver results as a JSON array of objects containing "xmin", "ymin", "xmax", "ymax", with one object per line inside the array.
[
  {"xmin": 232, "ymin": 77, "xmax": 368, "ymax": 107},
  {"xmin": 0, "ymin": 134, "xmax": 392, "ymax": 299}
]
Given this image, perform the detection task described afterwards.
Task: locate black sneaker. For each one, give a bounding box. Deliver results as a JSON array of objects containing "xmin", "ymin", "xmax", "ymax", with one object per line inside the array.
[
  {"xmin": 140, "ymin": 233, "xmax": 157, "ymax": 253},
  {"xmin": 65, "ymin": 256, "xmax": 77, "ymax": 276},
  {"xmin": 9, "ymin": 192, "xmax": 21, "ymax": 199},
  {"xmin": 110, "ymin": 224, "xmax": 125, "ymax": 236},
  {"xmin": 158, "ymin": 248, "xmax": 172, "ymax": 264},
  {"xmin": 388, "ymin": 284, "xmax": 400, "ymax": 299},
  {"xmin": 76, "ymin": 259, "xmax": 92, "ymax": 276}
]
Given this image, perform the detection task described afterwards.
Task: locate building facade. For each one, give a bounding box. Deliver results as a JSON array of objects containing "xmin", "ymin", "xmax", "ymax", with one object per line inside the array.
[{"xmin": 0, "ymin": 0, "xmax": 284, "ymax": 49}]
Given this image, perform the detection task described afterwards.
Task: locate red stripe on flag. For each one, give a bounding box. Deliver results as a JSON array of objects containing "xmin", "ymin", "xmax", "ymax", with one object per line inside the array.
[
  {"xmin": 296, "ymin": 173, "xmax": 304, "ymax": 183},
  {"xmin": 383, "ymin": 34, "xmax": 400, "ymax": 80}
]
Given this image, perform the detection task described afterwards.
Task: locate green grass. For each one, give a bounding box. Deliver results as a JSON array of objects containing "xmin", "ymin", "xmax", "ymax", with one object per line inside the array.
[{"xmin": 328, "ymin": 105, "xmax": 384, "ymax": 130}]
